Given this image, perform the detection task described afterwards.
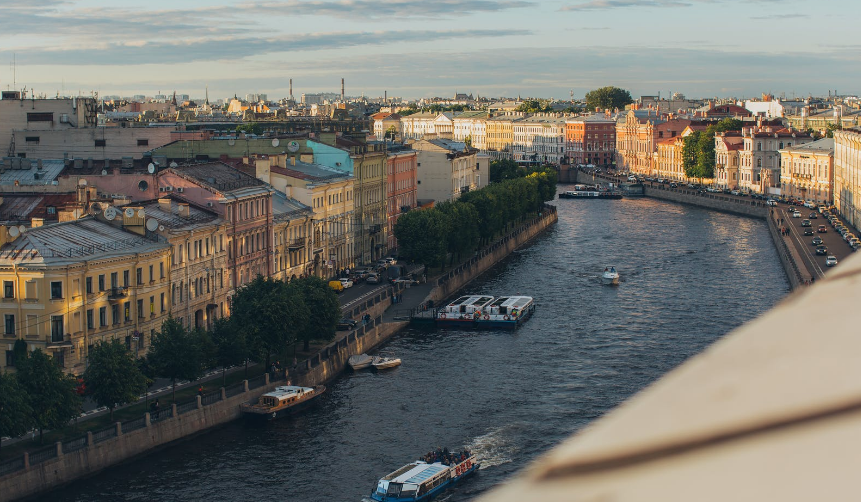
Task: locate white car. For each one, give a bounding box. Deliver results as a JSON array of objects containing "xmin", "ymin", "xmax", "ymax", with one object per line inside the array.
[
  {"xmin": 385, "ymin": 257, "xmax": 397, "ymax": 265},
  {"xmin": 766, "ymin": 199, "xmax": 777, "ymax": 206},
  {"xmin": 792, "ymin": 211, "xmax": 801, "ymax": 218},
  {"xmin": 339, "ymin": 278, "xmax": 354, "ymax": 289},
  {"xmin": 825, "ymin": 255, "xmax": 838, "ymax": 267}
]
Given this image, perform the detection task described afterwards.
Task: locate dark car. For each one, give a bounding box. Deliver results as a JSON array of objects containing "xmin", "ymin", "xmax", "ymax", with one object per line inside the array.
[
  {"xmin": 336, "ymin": 318, "xmax": 358, "ymax": 331},
  {"xmin": 809, "ymin": 212, "xmax": 817, "ymax": 219},
  {"xmin": 812, "ymin": 236, "xmax": 823, "ymax": 245},
  {"xmin": 670, "ymin": 183, "xmax": 678, "ymax": 188},
  {"xmin": 801, "ymin": 219, "xmax": 811, "ymax": 227},
  {"xmin": 818, "ymin": 225, "xmax": 827, "ymax": 233},
  {"xmin": 803, "ymin": 228, "xmax": 814, "ymax": 236},
  {"xmin": 815, "ymin": 245, "xmax": 828, "ymax": 255}
]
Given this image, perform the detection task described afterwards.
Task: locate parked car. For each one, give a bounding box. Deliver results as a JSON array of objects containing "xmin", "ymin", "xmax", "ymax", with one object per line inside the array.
[
  {"xmin": 366, "ymin": 272, "xmax": 380, "ymax": 284},
  {"xmin": 818, "ymin": 225, "xmax": 827, "ymax": 233},
  {"xmin": 328, "ymin": 280, "xmax": 344, "ymax": 293},
  {"xmin": 815, "ymin": 245, "xmax": 828, "ymax": 255},
  {"xmin": 336, "ymin": 318, "xmax": 358, "ymax": 331},
  {"xmin": 811, "ymin": 236, "xmax": 823, "ymax": 245},
  {"xmin": 766, "ymin": 199, "xmax": 777, "ymax": 206},
  {"xmin": 730, "ymin": 190, "xmax": 741, "ymax": 195},
  {"xmin": 385, "ymin": 256, "xmax": 398, "ymax": 265},
  {"xmin": 670, "ymin": 183, "xmax": 678, "ymax": 188},
  {"xmin": 792, "ymin": 211, "xmax": 801, "ymax": 218},
  {"xmin": 339, "ymin": 278, "xmax": 354, "ymax": 289},
  {"xmin": 627, "ymin": 176, "xmax": 638, "ymax": 182},
  {"xmin": 825, "ymin": 255, "xmax": 838, "ymax": 267}
]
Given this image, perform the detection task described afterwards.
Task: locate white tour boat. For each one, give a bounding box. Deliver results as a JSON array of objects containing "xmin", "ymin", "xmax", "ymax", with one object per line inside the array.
[
  {"xmin": 436, "ymin": 295, "xmax": 495, "ymax": 328},
  {"xmin": 363, "ymin": 449, "xmax": 479, "ymax": 502},
  {"xmin": 348, "ymin": 354, "xmax": 374, "ymax": 370},
  {"xmin": 239, "ymin": 385, "xmax": 325, "ymax": 420},
  {"xmin": 474, "ymin": 296, "xmax": 535, "ymax": 329},
  {"xmin": 602, "ymin": 266, "xmax": 620, "ymax": 285}
]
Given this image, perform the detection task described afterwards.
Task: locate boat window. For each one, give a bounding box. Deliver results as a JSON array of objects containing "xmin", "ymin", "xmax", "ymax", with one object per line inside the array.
[
  {"xmin": 460, "ymin": 305, "xmax": 466, "ymax": 313},
  {"xmin": 387, "ymin": 483, "xmax": 403, "ymax": 496},
  {"xmin": 500, "ymin": 307, "xmax": 507, "ymax": 314}
]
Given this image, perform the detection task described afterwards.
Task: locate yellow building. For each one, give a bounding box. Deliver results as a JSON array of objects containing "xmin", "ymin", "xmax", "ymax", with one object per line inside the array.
[
  {"xmin": 833, "ymin": 129, "xmax": 861, "ymax": 229},
  {"xmin": 0, "ymin": 218, "xmax": 171, "ymax": 374},
  {"xmin": 779, "ymin": 138, "xmax": 835, "ymax": 205},
  {"xmin": 485, "ymin": 113, "xmax": 524, "ymax": 159},
  {"xmin": 271, "ymin": 192, "xmax": 315, "ymax": 282}
]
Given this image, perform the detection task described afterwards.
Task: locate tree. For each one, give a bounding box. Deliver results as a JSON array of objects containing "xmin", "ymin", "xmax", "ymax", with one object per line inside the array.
[
  {"xmin": 393, "ymin": 208, "xmax": 450, "ymax": 267},
  {"xmin": 715, "ymin": 117, "xmax": 743, "ymax": 133},
  {"xmin": 436, "ymin": 201, "xmax": 480, "ymax": 264},
  {"xmin": 16, "ymin": 349, "xmax": 80, "ymax": 443},
  {"xmin": 585, "ymin": 86, "xmax": 633, "ymax": 111},
  {"xmin": 149, "ymin": 317, "xmax": 208, "ymax": 402},
  {"xmin": 515, "ymin": 99, "xmax": 552, "ymax": 113},
  {"xmin": 489, "ymin": 159, "xmax": 524, "ymax": 183},
  {"xmin": 682, "ymin": 131, "xmax": 703, "ymax": 180},
  {"xmin": 210, "ymin": 317, "xmax": 249, "ymax": 385},
  {"xmin": 83, "ymin": 339, "xmax": 148, "ymax": 421},
  {"xmin": 291, "ymin": 277, "xmax": 340, "ymax": 352},
  {"xmin": 0, "ymin": 372, "xmax": 32, "ymax": 455},
  {"xmin": 385, "ymin": 125, "xmax": 398, "ymax": 141}
]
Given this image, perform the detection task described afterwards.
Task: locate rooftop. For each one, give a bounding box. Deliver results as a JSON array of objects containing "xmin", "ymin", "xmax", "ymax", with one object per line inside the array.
[
  {"xmin": 781, "ymin": 137, "xmax": 834, "ymax": 153},
  {"xmin": 173, "ymin": 162, "xmax": 266, "ymax": 192},
  {"xmin": 0, "ymin": 193, "xmax": 77, "ymax": 224},
  {"xmin": 136, "ymin": 196, "xmax": 221, "ymax": 230},
  {"xmin": 0, "ymin": 159, "xmax": 65, "ymax": 186}
]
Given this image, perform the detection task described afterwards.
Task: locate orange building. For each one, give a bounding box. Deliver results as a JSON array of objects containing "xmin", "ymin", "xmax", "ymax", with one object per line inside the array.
[
  {"xmin": 386, "ymin": 145, "xmax": 418, "ymax": 251},
  {"xmin": 565, "ymin": 114, "xmax": 616, "ymax": 167},
  {"xmin": 615, "ymin": 110, "xmax": 698, "ymax": 175}
]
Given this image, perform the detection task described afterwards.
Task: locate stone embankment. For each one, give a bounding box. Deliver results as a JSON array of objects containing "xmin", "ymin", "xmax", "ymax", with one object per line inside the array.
[{"xmin": 0, "ymin": 206, "xmax": 559, "ymax": 502}]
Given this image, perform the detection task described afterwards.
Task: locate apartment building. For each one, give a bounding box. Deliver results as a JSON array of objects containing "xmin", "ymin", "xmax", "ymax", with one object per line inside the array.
[
  {"xmin": 714, "ymin": 132, "xmax": 745, "ymax": 189},
  {"xmin": 565, "ymin": 114, "xmax": 616, "ymax": 167},
  {"xmin": 512, "ymin": 115, "xmax": 566, "ymax": 165},
  {"xmin": 739, "ymin": 124, "xmax": 812, "ymax": 193},
  {"xmin": 0, "ymin": 217, "xmax": 170, "ymax": 374},
  {"xmin": 779, "ymin": 138, "xmax": 835, "ymax": 204},
  {"xmin": 833, "ymin": 129, "xmax": 861, "ymax": 230},
  {"xmin": 386, "ymin": 146, "xmax": 418, "ymax": 251},
  {"xmin": 615, "ymin": 111, "xmax": 694, "ymax": 175},
  {"xmin": 271, "ymin": 192, "xmax": 314, "ymax": 282},
  {"xmin": 452, "ymin": 111, "xmax": 488, "ymax": 150},
  {"xmin": 411, "ymin": 139, "xmax": 485, "ymax": 203},
  {"xmin": 485, "ymin": 113, "xmax": 524, "ymax": 160},
  {"xmin": 400, "ymin": 112, "xmax": 454, "ymax": 140}
]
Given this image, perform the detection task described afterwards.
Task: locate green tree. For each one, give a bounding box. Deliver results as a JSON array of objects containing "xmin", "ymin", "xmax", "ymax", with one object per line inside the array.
[
  {"xmin": 291, "ymin": 277, "xmax": 340, "ymax": 352},
  {"xmin": 16, "ymin": 349, "xmax": 80, "ymax": 443},
  {"xmin": 515, "ymin": 99, "xmax": 552, "ymax": 113},
  {"xmin": 149, "ymin": 317, "xmax": 209, "ymax": 402},
  {"xmin": 436, "ymin": 201, "xmax": 480, "ymax": 264},
  {"xmin": 83, "ymin": 339, "xmax": 148, "ymax": 421},
  {"xmin": 585, "ymin": 86, "xmax": 633, "ymax": 111},
  {"xmin": 385, "ymin": 125, "xmax": 398, "ymax": 141},
  {"xmin": 682, "ymin": 131, "xmax": 702, "ymax": 179},
  {"xmin": 715, "ymin": 117, "xmax": 743, "ymax": 133},
  {"xmin": 210, "ymin": 317, "xmax": 249, "ymax": 385},
  {"xmin": 489, "ymin": 159, "xmax": 524, "ymax": 183},
  {"xmin": 235, "ymin": 122, "xmax": 263, "ymax": 135},
  {"xmin": 0, "ymin": 371, "xmax": 32, "ymax": 455},
  {"xmin": 393, "ymin": 208, "xmax": 451, "ymax": 267}
]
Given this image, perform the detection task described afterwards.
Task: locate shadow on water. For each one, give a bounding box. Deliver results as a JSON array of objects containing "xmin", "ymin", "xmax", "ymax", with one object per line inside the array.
[{"xmin": 50, "ymin": 197, "xmax": 789, "ymax": 502}]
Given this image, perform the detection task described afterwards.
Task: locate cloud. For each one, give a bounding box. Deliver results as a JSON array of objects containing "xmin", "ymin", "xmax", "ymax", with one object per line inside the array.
[
  {"xmin": 0, "ymin": 29, "xmax": 532, "ymax": 65},
  {"xmin": 240, "ymin": 0, "xmax": 535, "ymax": 19},
  {"xmin": 561, "ymin": 0, "xmax": 691, "ymax": 11},
  {"xmin": 751, "ymin": 13, "xmax": 804, "ymax": 19}
]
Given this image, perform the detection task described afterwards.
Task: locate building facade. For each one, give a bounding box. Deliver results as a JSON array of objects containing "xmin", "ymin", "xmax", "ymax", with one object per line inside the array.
[
  {"xmin": 834, "ymin": 129, "xmax": 861, "ymax": 230},
  {"xmin": 714, "ymin": 132, "xmax": 745, "ymax": 189},
  {"xmin": 739, "ymin": 125, "xmax": 812, "ymax": 193},
  {"xmin": 779, "ymin": 138, "xmax": 835, "ymax": 204},
  {"xmin": 412, "ymin": 139, "xmax": 484, "ymax": 203},
  {"xmin": 512, "ymin": 115, "xmax": 566, "ymax": 165},
  {"xmin": 565, "ymin": 114, "xmax": 617, "ymax": 167},
  {"xmin": 386, "ymin": 146, "xmax": 418, "ymax": 251}
]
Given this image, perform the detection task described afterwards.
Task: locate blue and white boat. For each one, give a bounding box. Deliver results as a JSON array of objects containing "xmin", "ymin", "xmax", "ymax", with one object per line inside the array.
[
  {"xmin": 474, "ymin": 296, "xmax": 535, "ymax": 329},
  {"xmin": 435, "ymin": 295, "xmax": 494, "ymax": 328},
  {"xmin": 362, "ymin": 450, "xmax": 479, "ymax": 502}
]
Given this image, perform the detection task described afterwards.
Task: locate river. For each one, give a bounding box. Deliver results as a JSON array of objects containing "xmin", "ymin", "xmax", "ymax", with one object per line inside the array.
[{"xmin": 51, "ymin": 195, "xmax": 789, "ymax": 502}]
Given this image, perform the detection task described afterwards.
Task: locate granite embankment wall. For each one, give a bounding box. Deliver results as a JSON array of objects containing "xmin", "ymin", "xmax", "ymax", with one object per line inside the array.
[
  {"xmin": 0, "ymin": 205, "xmax": 559, "ymax": 502},
  {"xmin": 569, "ymin": 170, "xmax": 804, "ymax": 289}
]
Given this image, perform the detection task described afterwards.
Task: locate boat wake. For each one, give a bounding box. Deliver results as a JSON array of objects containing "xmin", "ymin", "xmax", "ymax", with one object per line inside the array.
[{"xmin": 467, "ymin": 424, "xmax": 521, "ymax": 470}]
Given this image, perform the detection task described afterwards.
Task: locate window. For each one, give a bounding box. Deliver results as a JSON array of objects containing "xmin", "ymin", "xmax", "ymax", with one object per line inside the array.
[
  {"xmin": 111, "ymin": 272, "xmax": 119, "ymax": 289},
  {"xmin": 50, "ymin": 281, "xmax": 63, "ymax": 299},
  {"xmin": 98, "ymin": 274, "xmax": 105, "ymax": 291},
  {"xmin": 86, "ymin": 277, "xmax": 92, "ymax": 294},
  {"xmin": 160, "ymin": 293, "xmax": 165, "ymax": 312},
  {"xmin": 25, "ymin": 136, "xmax": 40, "ymax": 144},
  {"xmin": 4, "ymin": 314, "xmax": 14, "ymax": 335},
  {"xmin": 123, "ymin": 270, "xmax": 129, "ymax": 287},
  {"xmin": 159, "ymin": 262, "xmax": 165, "ymax": 279},
  {"xmin": 112, "ymin": 304, "xmax": 120, "ymax": 325},
  {"xmin": 3, "ymin": 281, "xmax": 13, "ymax": 298},
  {"xmin": 5, "ymin": 350, "xmax": 14, "ymax": 367},
  {"xmin": 46, "ymin": 206, "xmax": 56, "ymax": 215},
  {"xmin": 124, "ymin": 302, "xmax": 131, "ymax": 322},
  {"xmin": 137, "ymin": 268, "xmax": 143, "ymax": 285},
  {"xmin": 99, "ymin": 307, "xmax": 107, "ymax": 327},
  {"xmin": 95, "ymin": 139, "xmax": 106, "ymax": 147},
  {"xmin": 137, "ymin": 139, "xmax": 149, "ymax": 146},
  {"xmin": 150, "ymin": 296, "xmax": 155, "ymax": 315},
  {"xmin": 27, "ymin": 112, "xmax": 53, "ymax": 122},
  {"xmin": 87, "ymin": 309, "xmax": 94, "ymax": 329},
  {"xmin": 51, "ymin": 316, "xmax": 64, "ymax": 343},
  {"xmin": 149, "ymin": 264, "xmax": 154, "ymax": 282},
  {"xmin": 138, "ymin": 299, "xmax": 144, "ymax": 318},
  {"xmin": 138, "ymin": 180, "xmax": 149, "ymax": 192}
]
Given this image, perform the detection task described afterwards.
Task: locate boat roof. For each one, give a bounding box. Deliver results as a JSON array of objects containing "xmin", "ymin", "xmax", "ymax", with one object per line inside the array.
[
  {"xmin": 446, "ymin": 295, "xmax": 495, "ymax": 307},
  {"xmin": 262, "ymin": 386, "xmax": 313, "ymax": 399},
  {"xmin": 490, "ymin": 296, "xmax": 533, "ymax": 307},
  {"xmin": 388, "ymin": 462, "xmax": 448, "ymax": 485}
]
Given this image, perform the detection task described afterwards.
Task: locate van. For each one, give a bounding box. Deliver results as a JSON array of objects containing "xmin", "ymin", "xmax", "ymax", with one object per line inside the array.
[{"xmin": 328, "ymin": 280, "xmax": 344, "ymax": 293}]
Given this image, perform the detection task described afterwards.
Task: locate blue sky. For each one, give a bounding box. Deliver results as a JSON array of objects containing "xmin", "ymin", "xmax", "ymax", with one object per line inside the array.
[{"xmin": 0, "ymin": 0, "xmax": 857, "ymax": 100}]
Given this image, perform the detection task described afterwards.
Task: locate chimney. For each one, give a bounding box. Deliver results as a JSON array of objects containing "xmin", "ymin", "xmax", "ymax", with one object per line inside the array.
[
  {"xmin": 178, "ymin": 203, "xmax": 190, "ymax": 218},
  {"xmin": 158, "ymin": 198, "xmax": 171, "ymax": 213},
  {"xmin": 31, "ymin": 218, "xmax": 44, "ymax": 228},
  {"xmin": 341, "ymin": 78, "xmax": 345, "ymax": 101},
  {"xmin": 290, "ymin": 156, "xmax": 296, "ymax": 166}
]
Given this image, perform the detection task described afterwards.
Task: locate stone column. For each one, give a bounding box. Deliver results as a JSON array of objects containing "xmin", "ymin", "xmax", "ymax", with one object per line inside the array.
[
  {"xmin": 23, "ymin": 452, "xmax": 29, "ymax": 469},
  {"xmin": 144, "ymin": 412, "xmax": 151, "ymax": 428},
  {"xmin": 115, "ymin": 422, "xmax": 122, "ymax": 436},
  {"xmin": 264, "ymin": 374, "xmax": 270, "ymax": 385},
  {"xmin": 171, "ymin": 403, "xmax": 177, "ymax": 416},
  {"xmin": 56, "ymin": 441, "xmax": 63, "ymax": 458},
  {"xmin": 221, "ymin": 387, "xmax": 227, "ymax": 400},
  {"xmin": 243, "ymin": 380, "xmax": 249, "ymax": 392},
  {"xmin": 196, "ymin": 395, "xmax": 202, "ymax": 409},
  {"xmin": 87, "ymin": 431, "xmax": 94, "ymax": 447}
]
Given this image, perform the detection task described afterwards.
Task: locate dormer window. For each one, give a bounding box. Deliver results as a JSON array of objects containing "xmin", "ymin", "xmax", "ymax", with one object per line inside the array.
[{"xmin": 46, "ymin": 206, "xmax": 56, "ymax": 215}]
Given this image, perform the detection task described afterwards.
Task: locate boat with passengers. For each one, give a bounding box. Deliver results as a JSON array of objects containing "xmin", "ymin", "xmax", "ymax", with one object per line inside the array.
[
  {"xmin": 558, "ymin": 184, "xmax": 622, "ymax": 199},
  {"xmin": 239, "ymin": 385, "xmax": 325, "ymax": 420},
  {"xmin": 362, "ymin": 449, "xmax": 479, "ymax": 502},
  {"xmin": 474, "ymin": 296, "xmax": 535, "ymax": 329},
  {"xmin": 435, "ymin": 295, "xmax": 494, "ymax": 328}
]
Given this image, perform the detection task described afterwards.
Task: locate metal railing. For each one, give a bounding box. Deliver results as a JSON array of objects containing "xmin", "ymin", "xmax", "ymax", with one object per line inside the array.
[
  {"xmin": 150, "ymin": 407, "xmax": 173, "ymax": 423},
  {"xmin": 176, "ymin": 400, "xmax": 199, "ymax": 415},
  {"xmin": 28, "ymin": 446, "xmax": 58, "ymax": 464},
  {"xmin": 247, "ymin": 374, "xmax": 266, "ymax": 390},
  {"xmin": 62, "ymin": 435, "xmax": 88, "ymax": 454},
  {"xmin": 225, "ymin": 382, "xmax": 246, "ymax": 398},
  {"xmin": 122, "ymin": 416, "xmax": 146, "ymax": 433},
  {"xmin": 92, "ymin": 425, "xmax": 117, "ymax": 444},
  {"xmin": 201, "ymin": 391, "xmax": 222, "ymax": 406},
  {"xmin": 0, "ymin": 456, "xmax": 25, "ymax": 476}
]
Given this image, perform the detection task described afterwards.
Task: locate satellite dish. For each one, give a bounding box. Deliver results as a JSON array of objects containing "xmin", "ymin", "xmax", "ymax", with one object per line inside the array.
[
  {"xmin": 17, "ymin": 225, "xmax": 26, "ymax": 234},
  {"xmin": 169, "ymin": 161, "xmax": 178, "ymax": 168},
  {"xmin": 137, "ymin": 209, "xmax": 146, "ymax": 218},
  {"xmin": 158, "ymin": 225, "xmax": 165, "ymax": 231},
  {"xmin": 147, "ymin": 163, "xmax": 156, "ymax": 174},
  {"xmin": 124, "ymin": 207, "xmax": 135, "ymax": 218},
  {"xmin": 103, "ymin": 206, "xmax": 117, "ymax": 221},
  {"xmin": 272, "ymin": 138, "xmax": 280, "ymax": 147},
  {"xmin": 146, "ymin": 218, "xmax": 159, "ymax": 232},
  {"xmin": 228, "ymin": 138, "xmax": 236, "ymax": 146},
  {"xmin": 8, "ymin": 226, "xmax": 19, "ymax": 238},
  {"xmin": 78, "ymin": 178, "xmax": 88, "ymax": 186},
  {"xmin": 287, "ymin": 140, "xmax": 300, "ymax": 153},
  {"xmin": 89, "ymin": 202, "xmax": 102, "ymax": 214},
  {"xmin": 101, "ymin": 169, "xmax": 108, "ymax": 176}
]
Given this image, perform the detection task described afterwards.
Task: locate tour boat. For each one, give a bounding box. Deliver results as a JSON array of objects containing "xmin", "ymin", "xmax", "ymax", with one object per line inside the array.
[
  {"xmin": 362, "ymin": 450, "xmax": 479, "ymax": 502},
  {"xmin": 372, "ymin": 355, "xmax": 402, "ymax": 370},
  {"xmin": 474, "ymin": 296, "xmax": 535, "ymax": 329},
  {"xmin": 436, "ymin": 295, "xmax": 495, "ymax": 328},
  {"xmin": 239, "ymin": 385, "xmax": 325, "ymax": 420},
  {"xmin": 602, "ymin": 267, "xmax": 620, "ymax": 285},
  {"xmin": 349, "ymin": 354, "xmax": 374, "ymax": 370},
  {"xmin": 558, "ymin": 184, "xmax": 622, "ymax": 199}
]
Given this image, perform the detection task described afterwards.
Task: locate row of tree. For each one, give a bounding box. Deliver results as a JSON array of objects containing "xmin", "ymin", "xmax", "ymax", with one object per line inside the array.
[
  {"xmin": 0, "ymin": 276, "xmax": 341, "ymax": 450},
  {"xmin": 682, "ymin": 118, "xmax": 744, "ymax": 180},
  {"xmin": 394, "ymin": 167, "xmax": 557, "ymax": 267}
]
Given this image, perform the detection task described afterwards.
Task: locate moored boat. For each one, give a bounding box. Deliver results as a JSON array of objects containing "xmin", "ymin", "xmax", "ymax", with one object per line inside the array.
[
  {"xmin": 372, "ymin": 355, "xmax": 402, "ymax": 370},
  {"xmin": 602, "ymin": 266, "xmax": 620, "ymax": 285},
  {"xmin": 362, "ymin": 449, "xmax": 479, "ymax": 502},
  {"xmin": 349, "ymin": 354, "xmax": 374, "ymax": 370},
  {"xmin": 436, "ymin": 295, "xmax": 494, "ymax": 328},
  {"xmin": 474, "ymin": 296, "xmax": 535, "ymax": 329},
  {"xmin": 239, "ymin": 385, "xmax": 325, "ymax": 420},
  {"xmin": 558, "ymin": 184, "xmax": 622, "ymax": 199}
]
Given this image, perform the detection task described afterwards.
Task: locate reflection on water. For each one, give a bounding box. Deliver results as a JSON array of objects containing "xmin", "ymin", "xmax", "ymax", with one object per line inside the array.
[{"xmin": 52, "ymin": 196, "xmax": 789, "ymax": 502}]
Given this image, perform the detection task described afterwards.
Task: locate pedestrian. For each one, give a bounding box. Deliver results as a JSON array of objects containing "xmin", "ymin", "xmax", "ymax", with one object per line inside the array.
[{"xmin": 198, "ymin": 385, "xmax": 204, "ymax": 397}]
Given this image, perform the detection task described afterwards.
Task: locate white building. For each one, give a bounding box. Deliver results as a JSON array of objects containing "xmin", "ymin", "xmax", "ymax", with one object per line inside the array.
[
  {"xmin": 411, "ymin": 139, "xmax": 486, "ymax": 203},
  {"xmin": 834, "ymin": 129, "xmax": 861, "ymax": 230},
  {"xmin": 452, "ymin": 111, "xmax": 488, "ymax": 150},
  {"xmin": 512, "ymin": 115, "xmax": 567, "ymax": 164}
]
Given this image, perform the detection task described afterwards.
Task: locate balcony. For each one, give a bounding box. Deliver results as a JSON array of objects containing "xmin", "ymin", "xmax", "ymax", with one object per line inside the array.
[
  {"xmin": 369, "ymin": 225, "xmax": 381, "ymax": 235},
  {"xmin": 107, "ymin": 287, "xmax": 128, "ymax": 301},
  {"xmin": 288, "ymin": 237, "xmax": 305, "ymax": 251}
]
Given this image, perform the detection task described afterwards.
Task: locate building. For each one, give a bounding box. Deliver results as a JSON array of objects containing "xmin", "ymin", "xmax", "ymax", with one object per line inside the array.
[
  {"xmin": 565, "ymin": 114, "xmax": 617, "ymax": 167},
  {"xmin": 653, "ymin": 124, "xmax": 710, "ymax": 182},
  {"xmin": 270, "ymin": 192, "xmax": 314, "ymax": 282},
  {"xmin": 779, "ymin": 138, "xmax": 835, "ymax": 204},
  {"xmin": 386, "ymin": 145, "xmax": 418, "ymax": 251},
  {"xmin": 714, "ymin": 132, "xmax": 745, "ymax": 189},
  {"xmin": 411, "ymin": 139, "xmax": 485, "ymax": 203},
  {"xmin": 371, "ymin": 112, "xmax": 402, "ymax": 140},
  {"xmin": 739, "ymin": 124, "xmax": 812, "ymax": 193},
  {"xmin": 400, "ymin": 112, "xmax": 454, "ymax": 140},
  {"xmin": 513, "ymin": 115, "xmax": 567, "ymax": 165},
  {"xmin": 0, "ymin": 217, "xmax": 171, "ymax": 374},
  {"xmin": 452, "ymin": 111, "xmax": 489, "ymax": 151},
  {"xmin": 615, "ymin": 111, "xmax": 694, "ymax": 175},
  {"xmin": 833, "ymin": 129, "xmax": 861, "ymax": 230},
  {"xmin": 485, "ymin": 113, "xmax": 524, "ymax": 160},
  {"xmin": 702, "ymin": 102, "xmax": 752, "ymax": 119}
]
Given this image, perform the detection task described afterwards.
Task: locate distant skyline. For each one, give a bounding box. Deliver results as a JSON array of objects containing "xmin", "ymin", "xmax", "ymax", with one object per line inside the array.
[{"xmin": 0, "ymin": 0, "xmax": 858, "ymax": 100}]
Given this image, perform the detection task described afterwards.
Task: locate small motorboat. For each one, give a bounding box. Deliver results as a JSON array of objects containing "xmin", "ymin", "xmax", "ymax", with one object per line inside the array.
[
  {"xmin": 348, "ymin": 354, "xmax": 374, "ymax": 370},
  {"xmin": 372, "ymin": 355, "xmax": 402, "ymax": 370},
  {"xmin": 602, "ymin": 266, "xmax": 620, "ymax": 285},
  {"xmin": 239, "ymin": 385, "xmax": 325, "ymax": 420}
]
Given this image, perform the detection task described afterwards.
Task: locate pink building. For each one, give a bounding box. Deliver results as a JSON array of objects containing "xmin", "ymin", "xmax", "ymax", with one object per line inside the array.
[{"xmin": 386, "ymin": 146, "xmax": 418, "ymax": 251}]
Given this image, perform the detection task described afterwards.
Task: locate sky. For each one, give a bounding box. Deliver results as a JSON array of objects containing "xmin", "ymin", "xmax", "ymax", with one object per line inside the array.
[{"xmin": 0, "ymin": 0, "xmax": 858, "ymax": 101}]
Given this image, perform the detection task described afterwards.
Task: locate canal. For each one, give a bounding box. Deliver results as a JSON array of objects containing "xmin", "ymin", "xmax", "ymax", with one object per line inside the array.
[{"xmin": 51, "ymin": 196, "xmax": 790, "ymax": 501}]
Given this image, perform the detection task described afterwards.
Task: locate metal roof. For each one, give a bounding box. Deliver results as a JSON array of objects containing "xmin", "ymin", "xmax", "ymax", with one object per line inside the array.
[{"xmin": 0, "ymin": 159, "xmax": 65, "ymax": 186}]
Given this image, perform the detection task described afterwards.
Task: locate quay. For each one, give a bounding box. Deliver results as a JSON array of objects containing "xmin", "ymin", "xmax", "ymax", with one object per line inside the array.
[{"xmin": 0, "ymin": 207, "xmax": 558, "ymax": 502}]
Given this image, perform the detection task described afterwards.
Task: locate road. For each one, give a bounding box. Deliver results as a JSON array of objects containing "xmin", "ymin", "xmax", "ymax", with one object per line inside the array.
[{"xmin": 776, "ymin": 204, "xmax": 854, "ymax": 279}]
